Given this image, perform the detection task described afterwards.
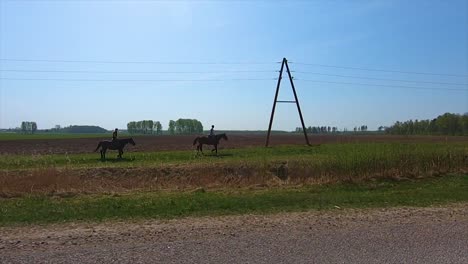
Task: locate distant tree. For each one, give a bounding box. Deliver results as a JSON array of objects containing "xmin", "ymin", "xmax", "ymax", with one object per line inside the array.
[
  {"xmin": 20, "ymin": 121, "xmax": 37, "ymax": 134},
  {"xmin": 171, "ymin": 118, "xmax": 203, "ymax": 134},
  {"xmin": 175, "ymin": 119, "xmax": 183, "ymax": 134},
  {"xmin": 168, "ymin": 120, "xmax": 176, "ymax": 135},
  {"xmin": 154, "ymin": 121, "xmax": 162, "ymax": 135},
  {"xmin": 140, "ymin": 120, "xmax": 145, "ymax": 134},
  {"xmin": 127, "ymin": 122, "xmax": 132, "ymax": 134},
  {"xmin": 462, "ymin": 113, "xmax": 468, "ymax": 135},
  {"xmin": 132, "ymin": 121, "xmax": 137, "ymax": 134},
  {"xmin": 21, "ymin": 122, "xmax": 27, "ymax": 134},
  {"xmin": 144, "ymin": 120, "xmax": 148, "ymax": 133},
  {"xmin": 137, "ymin": 121, "xmax": 143, "ymax": 133},
  {"xmin": 31, "ymin": 122, "xmax": 37, "ymax": 134},
  {"xmin": 147, "ymin": 120, "xmax": 154, "ymax": 134},
  {"xmin": 386, "ymin": 113, "xmax": 466, "ymax": 136},
  {"xmin": 194, "ymin": 120, "xmax": 203, "ymax": 133},
  {"xmin": 436, "ymin": 113, "xmax": 461, "ymax": 135}
]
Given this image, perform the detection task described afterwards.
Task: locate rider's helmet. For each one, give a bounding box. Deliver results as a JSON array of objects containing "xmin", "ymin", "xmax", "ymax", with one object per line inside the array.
[
  {"xmin": 115, "ymin": 128, "xmax": 118, "ymax": 131},
  {"xmin": 211, "ymin": 125, "xmax": 214, "ymax": 128}
]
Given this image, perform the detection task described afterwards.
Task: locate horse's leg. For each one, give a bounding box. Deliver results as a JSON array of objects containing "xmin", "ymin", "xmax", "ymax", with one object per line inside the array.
[
  {"xmin": 102, "ymin": 148, "xmax": 107, "ymax": 160},
  {"xmin": 118, "ymin": 148, "xmax": 123, "ymax": 158},
  {"xmin": 200, "ymin": 144, "xmax": 204, "ymax": 155},
  {"xmin": 215, "ymin": 144, "xmax": 218, "ymax": 155}
]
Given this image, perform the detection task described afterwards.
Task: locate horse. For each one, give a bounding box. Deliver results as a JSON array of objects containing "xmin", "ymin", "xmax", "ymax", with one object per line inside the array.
[
  {"xmin": 94, "ymin": 138, "xmax": 136, "ymax": 160},
  {"xmin": 193, "ymin": 133, "xmax": 228, "ymax": 155}
]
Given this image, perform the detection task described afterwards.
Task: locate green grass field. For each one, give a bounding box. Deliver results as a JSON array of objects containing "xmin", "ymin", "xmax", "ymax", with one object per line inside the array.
[{"xmin": 1, "ymin": 174, "xmax": 466, "ymax": 226}]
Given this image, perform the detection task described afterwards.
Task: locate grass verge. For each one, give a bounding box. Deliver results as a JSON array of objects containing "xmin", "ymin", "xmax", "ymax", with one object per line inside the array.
[{"xmin": 1, "ymin": 174, "xmax": 466, "ymax": 226}]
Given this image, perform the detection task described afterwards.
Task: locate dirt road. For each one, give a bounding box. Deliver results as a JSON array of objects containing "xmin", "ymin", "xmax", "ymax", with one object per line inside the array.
[{"xmin": 1, "ymin": 205, "xmax": 467, "ymax": 263}]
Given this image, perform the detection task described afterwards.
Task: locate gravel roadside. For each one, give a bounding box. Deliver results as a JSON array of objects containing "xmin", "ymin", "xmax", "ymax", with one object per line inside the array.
[{"xmin": 1, "ymin": 204, "xmax": 467, "ymax": 263}]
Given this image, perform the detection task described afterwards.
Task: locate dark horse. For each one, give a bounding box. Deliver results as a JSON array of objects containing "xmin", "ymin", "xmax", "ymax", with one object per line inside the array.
[
  {"xmin": 94, "ymin": 138, "xmax": 136, "ymax": 160},
  {"xmin": 193, "ymin": 133, "xmax": 228, "ymax": 155}
]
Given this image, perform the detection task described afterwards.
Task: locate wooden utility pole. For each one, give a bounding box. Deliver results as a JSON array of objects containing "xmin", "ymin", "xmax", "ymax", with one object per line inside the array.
[{"xmin": 266, "ymin": 58, "xmax": 310, "ymax": 147}]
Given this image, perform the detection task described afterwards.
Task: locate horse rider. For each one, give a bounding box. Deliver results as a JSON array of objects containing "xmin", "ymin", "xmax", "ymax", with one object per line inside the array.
[
  {"xmin": 209, "ymin": 125, "xmax": 215, "ymax": 141},
  {"xmin": 112, "ymin": 128, "xmax": 118, "ymax": 142}
]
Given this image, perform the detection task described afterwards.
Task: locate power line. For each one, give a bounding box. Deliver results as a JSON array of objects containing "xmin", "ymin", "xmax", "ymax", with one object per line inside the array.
[
  {"xmin": 2, "ymin": 69, "xmax": 465, "ymax": 85},
  {"xmin": 0, "ymin": 69, "xmax": 276, "ymax": 74},
  {"xmin": 292, "ymin": 62, "xmax": 468, "ymax": 77},
  {"xmin": 3, "ymin": 58, "xmax": 465, "ymax": 77},
  {"xmin": 294, "ymin": 79, "xmax": 468, "ymax": 92},
  {"xmin": 2, "ymin": 76, "xmax": 466, "ymax": 92},
  {"xmin": 0, "ymin": 77, "xmax": 276, "ymax": 82},
  {"xmin": 2, "ymin": 69, "xmax": 465, "ymax": 86},
  {"xmin": 3, "ymin": 69, "xmax": 465, "ymax": 86},
  {"xmin": 0, "ymin": 58, "xmax": 275, "ymax": 65},
  {"xmin": 293, "ymin": 71, "xmax": 468, "ymax": 86}
]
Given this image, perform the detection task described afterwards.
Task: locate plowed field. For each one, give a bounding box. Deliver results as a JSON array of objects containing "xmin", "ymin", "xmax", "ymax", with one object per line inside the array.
[{"xmin": 1, "ymin": 134, "xmax": 467, "ymax": 155}]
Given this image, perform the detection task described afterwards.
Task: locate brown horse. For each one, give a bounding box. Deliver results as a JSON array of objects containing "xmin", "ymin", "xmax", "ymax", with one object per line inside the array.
[
  {"xmin": 193, "ymin": 133, "xmax": 228, "ymax": 155},
  {"xmin": 94, "ymin": 138, "xmax": 136, "ymax": 160}
]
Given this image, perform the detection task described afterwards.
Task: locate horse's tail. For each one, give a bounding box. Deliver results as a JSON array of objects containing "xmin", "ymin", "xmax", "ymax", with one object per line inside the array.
[
  {"xmin": 193, "ymin": 137, "xmax": 199, "ymax": 146},
  {"xmin": 94, "ymin": 142, "xmax": 102, "ymax": 152}
]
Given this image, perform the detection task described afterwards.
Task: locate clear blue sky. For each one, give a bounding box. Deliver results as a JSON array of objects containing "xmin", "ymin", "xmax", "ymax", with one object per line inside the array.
[{"xmin": 1, "ymin": 0, "xmax": 467, "ymax": 131}]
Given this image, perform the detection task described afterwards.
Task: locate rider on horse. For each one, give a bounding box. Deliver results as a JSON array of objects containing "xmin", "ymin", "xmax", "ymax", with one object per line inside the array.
[
  {"xmin": 209, "ymin": 125, "xmax": 215, "ymax": 141},
  {"xmin": 112, "ymin": 128, "xmax": 118, "ymax": 141}
]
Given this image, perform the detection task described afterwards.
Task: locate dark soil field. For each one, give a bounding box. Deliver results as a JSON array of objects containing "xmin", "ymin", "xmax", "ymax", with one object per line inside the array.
[{"xmin": 0, "ymin": 134, "xmax": 467, "ymax": 155}]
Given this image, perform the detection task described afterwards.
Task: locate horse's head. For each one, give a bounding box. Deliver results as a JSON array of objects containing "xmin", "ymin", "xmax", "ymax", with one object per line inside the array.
[
  {"xmin": 221, "ymin": 133, "xmax": 228, "ymax": 141},
  {"xmin": 129, "ymin": 138, "xmax": 136, "ymax": 146}
]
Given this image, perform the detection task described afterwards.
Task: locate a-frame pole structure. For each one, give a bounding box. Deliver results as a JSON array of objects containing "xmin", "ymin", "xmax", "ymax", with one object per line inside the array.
[{"xmin": 266, "ymin": 58, "xmax": 310, "ymax": 147}]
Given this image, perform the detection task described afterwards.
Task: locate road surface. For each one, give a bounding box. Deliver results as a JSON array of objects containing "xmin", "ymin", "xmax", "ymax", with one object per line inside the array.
[{"xmin": 1, "ymin": 205, "xmax": 467, "ymax": 263}]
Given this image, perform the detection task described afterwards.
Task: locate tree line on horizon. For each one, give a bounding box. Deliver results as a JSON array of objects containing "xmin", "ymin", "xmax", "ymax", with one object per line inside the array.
[
  {"xmin": 20, "ymin": 121, "xmax": 37, "ymax": 134},
  {"xmin": 127, "ymin": 118, "xmax": 203, "ymax": 135},
  {"xmin": 384, "ymin": 113, "xmax": 468, "ymax": 136},
  {"xmin": 11, "ymin": 113, "xmax": 466, "ymax": 136},
  {"xmin": 127, "ymin": 120, "xmax": 163, "ymax": 135},
  {"xmin": 168, "ymin": 119, "xmax": 203, "ymax": 135},
  {"xmin": 12, "ymin": 123, "xmax": 107, "ymax": 134}
]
